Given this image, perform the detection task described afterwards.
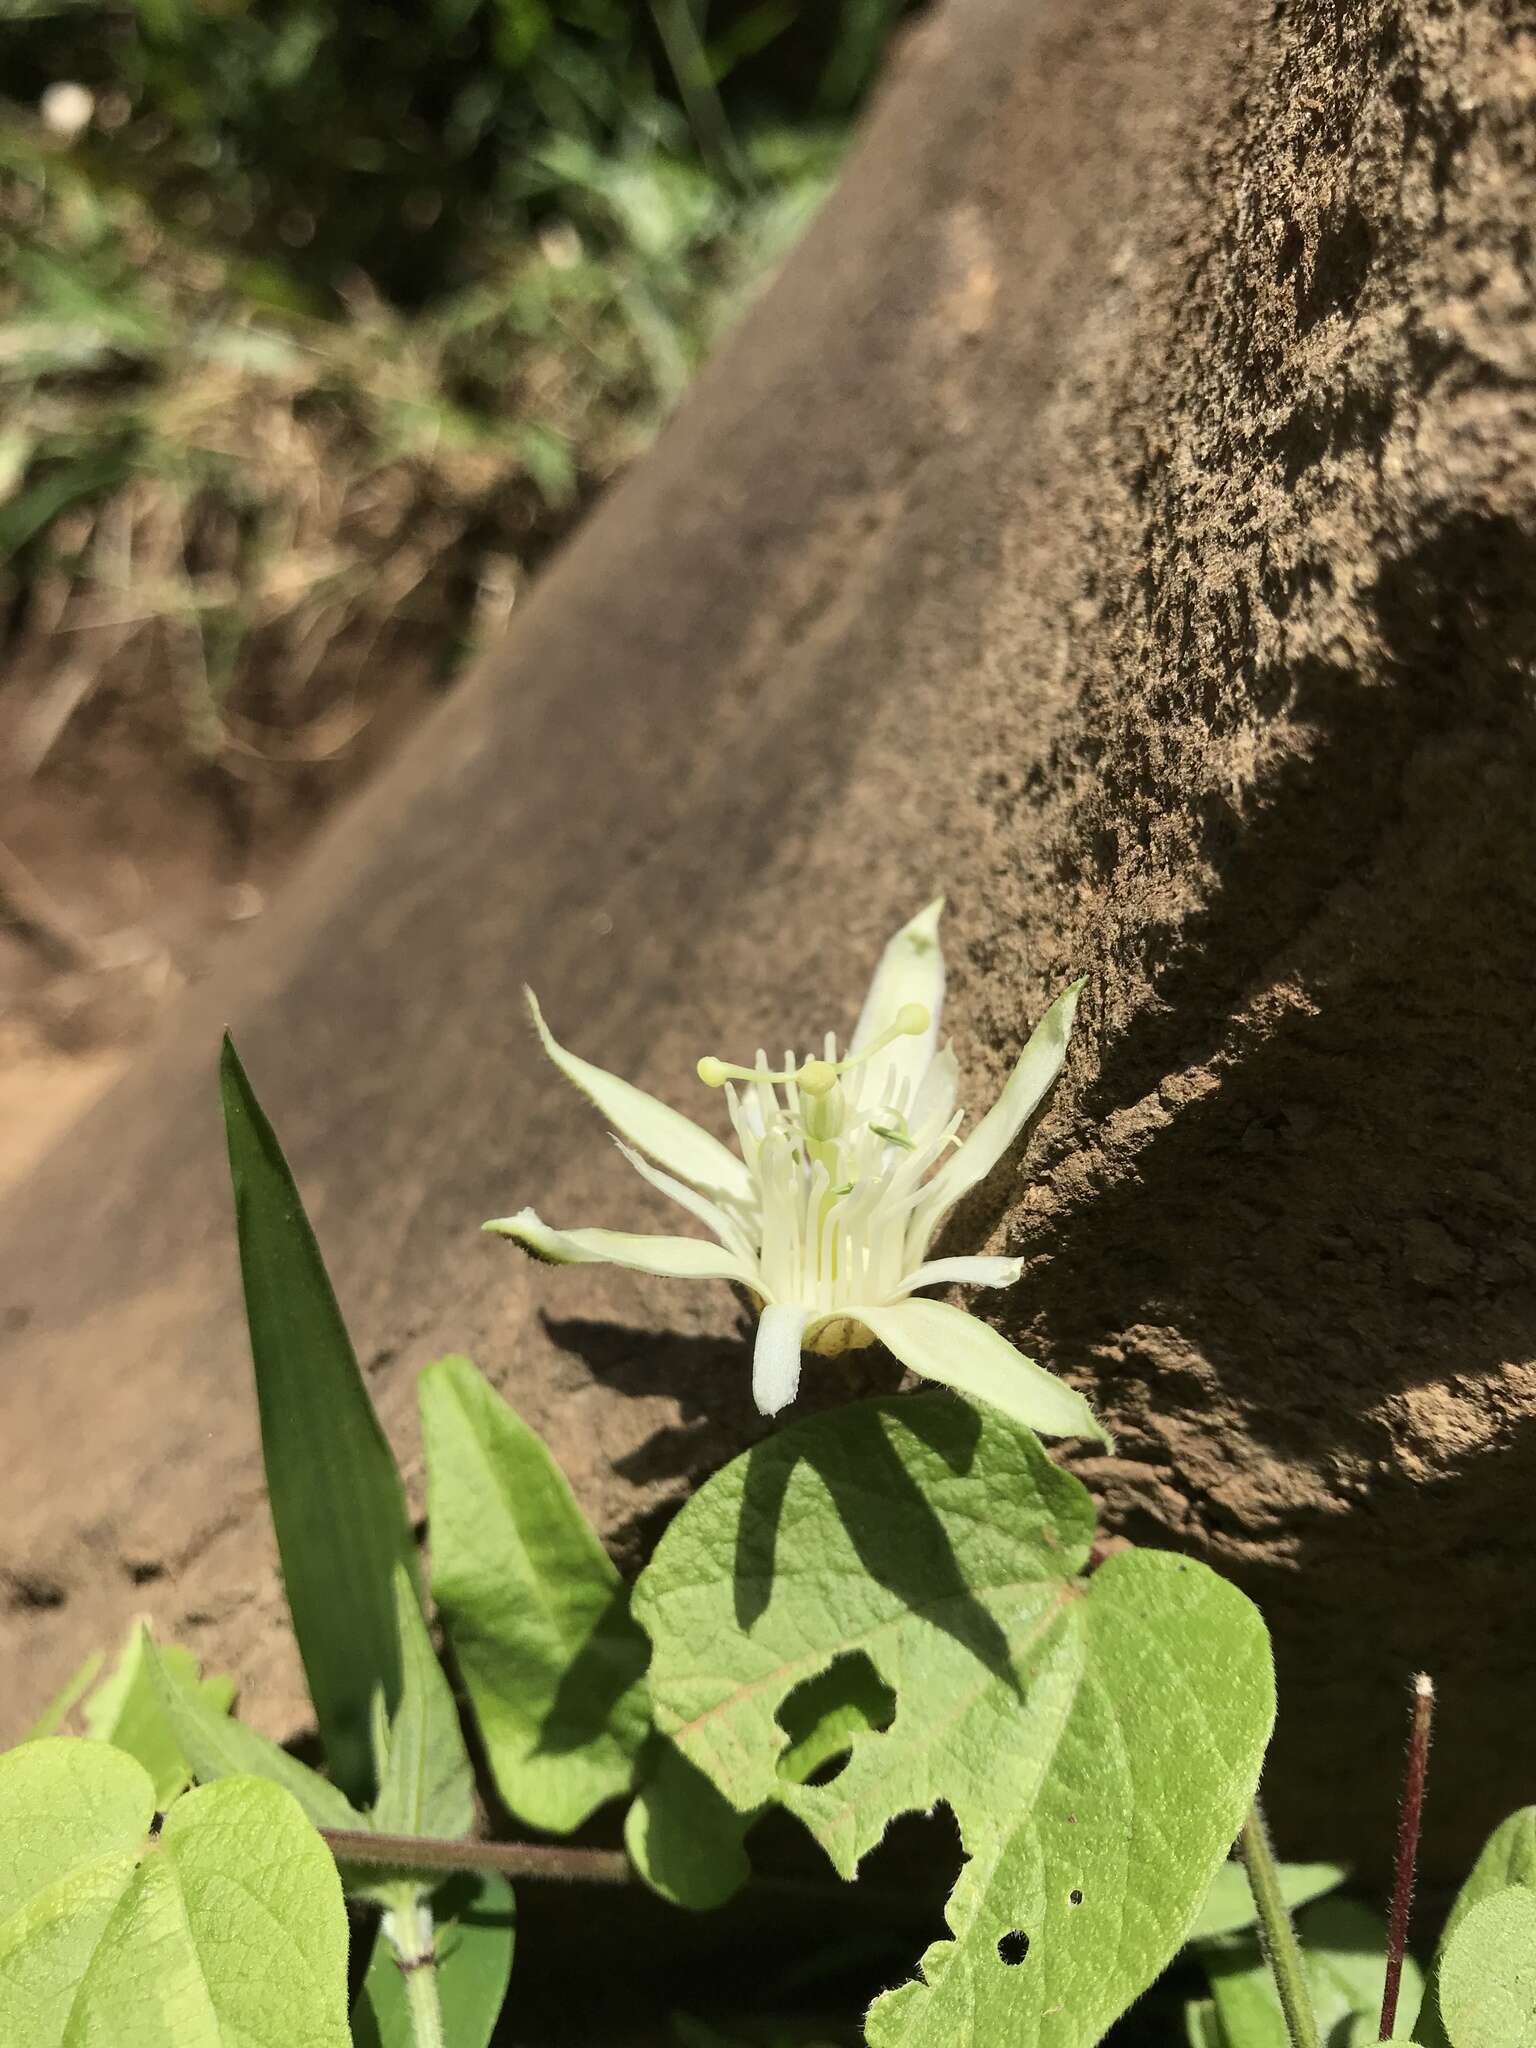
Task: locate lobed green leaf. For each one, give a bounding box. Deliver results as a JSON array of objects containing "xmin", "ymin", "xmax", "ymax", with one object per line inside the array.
[{"xmin": 633, "ymin": 1394, "xmax": 1275, "ymax": 2047}]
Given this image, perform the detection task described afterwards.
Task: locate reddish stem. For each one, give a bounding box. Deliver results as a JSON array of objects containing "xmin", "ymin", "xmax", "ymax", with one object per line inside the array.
[{"xmin": 1379, "ymin": 1672, "xmax": 1435, "ymax": 2041}]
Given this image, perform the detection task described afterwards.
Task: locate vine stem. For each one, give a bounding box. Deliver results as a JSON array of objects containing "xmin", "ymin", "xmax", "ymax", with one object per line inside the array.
[
  {"xmin": 322, "ymin": 1827, "xmax": 630, "ymax": 1885},
  {"xmin": 1380, "ymin": 1673, "xmax": 1436, "ymax": 2041},
  {"xmin": 384, "ymin": 1894, "xmax": 445, "ymax": 2048},
  {"xmin": 1237, "ymin": 1801, "xmax": 1321, "ymax": 2048}
]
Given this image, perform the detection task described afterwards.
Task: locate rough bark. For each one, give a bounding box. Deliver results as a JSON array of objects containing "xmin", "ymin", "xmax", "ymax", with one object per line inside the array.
[{"xmin": 3, "ymin": 0, "xmax": 1533, "ymax": 1878}]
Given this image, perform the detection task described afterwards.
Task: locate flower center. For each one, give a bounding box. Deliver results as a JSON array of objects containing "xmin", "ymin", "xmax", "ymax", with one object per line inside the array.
[{"xmin": 694, "ymin": 1004, "xmax": 959, "ymax": 1315}]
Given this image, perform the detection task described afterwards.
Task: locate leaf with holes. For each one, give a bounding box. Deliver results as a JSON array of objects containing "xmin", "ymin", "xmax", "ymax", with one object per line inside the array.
[
  {"xmin": 0, "ymin": 1741, "xmax": 350, "ymax": 2045},
  {"xmin": 1416, "ymin": 1809, "xmax": 1536, "ymax": 2048},
  {"xmin": 633, "ymin": 1395, "xmax": 1274, "ymax": 2048}
]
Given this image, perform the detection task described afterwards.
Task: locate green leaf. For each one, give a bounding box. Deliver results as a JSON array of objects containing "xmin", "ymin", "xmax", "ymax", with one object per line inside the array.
[
  {"xmin": 1417, "ymin": 1809, "xmax": 1536, "ymax": 2047},
  {"xmin": 352, "ymin": 1871, "xmax": 515, "ymax": 2048},
  {"xmin": 145, "ymin": 1635, "xmax": 365, "ymax": 1832},
  {"xmin": 1437, "ymin": 1887, "xmax": 1536, "ymax": 2048},
  {"xmin": 369, "ymin": 1565, "xmax": 475, "ymax": 1841},
  {"xmin": 625, "ymin": 1735, "xmax": 753, "ymax": 1910},
  {"xmin": 1184, "ymin": 2002, "xmax": 1227, "ymax": 2048},
  {"xmin": 82, "ymin": 1625, "xmax": 235, "ymax": 1807},
  {"xmin": 0, "ymin": 1745, "xmax": 350, "ymax": 2046},
  {"xmin": 1197, "ymin": 1896, "xmax": 1423, "ymax": 2048},
  {"xmin": 24, "ymin": 1653, "xmax": 106, "ymax": 1741},
  {"xmin": 420, "ymin": 1354, "xmax": 650, "ymax": 1832},
  {"xmin": 1189, "ymin": 1857, "xmax": 1349, "ymax": 1941},
  {"xmin": 220, "ymin": 1034, "xmax": 419, "ymax": 1804},
  {"xmin": 633, "ymin": 1395, "xmax": 1275, "ymax": 2046}
]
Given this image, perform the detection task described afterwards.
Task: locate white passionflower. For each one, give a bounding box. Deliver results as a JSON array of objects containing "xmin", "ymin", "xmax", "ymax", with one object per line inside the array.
[{"xmin": 487, "ymin": 901, "xmax": 1107, "ymax": 1443}]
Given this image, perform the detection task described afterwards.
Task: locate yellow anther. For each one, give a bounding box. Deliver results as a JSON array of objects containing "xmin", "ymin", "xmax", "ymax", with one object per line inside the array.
[
  {"xmin": 697, "ymin": 1006, "xmax": 926, "ymax": 1094},
  {"xmin": 795, "ymin": 1059, "xmax": 838, "ymax": 1098},
  {"xmin": 697, "ymin": 1052, "xmax": 798, "ymax": 1090}
]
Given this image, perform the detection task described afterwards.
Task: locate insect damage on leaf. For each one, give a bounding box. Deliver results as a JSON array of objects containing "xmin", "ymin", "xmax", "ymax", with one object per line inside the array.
[{"xmin": 632, "ymin": 1395, "xmax": 1275, "ymax": 2048}]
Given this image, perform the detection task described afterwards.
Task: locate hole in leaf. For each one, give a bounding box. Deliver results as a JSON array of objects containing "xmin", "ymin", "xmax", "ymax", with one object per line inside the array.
[
  {"xmin": 998, "ymin": 1930, "xmax": 1030, "ymax": 1966},
  {"xmin": 1069, "ymin": 1888, "xmax": 1083, "ymax": 1906},
  {"xmin": 775, "ymin": 1650, "xmax": 897, "ymax": 1786}
]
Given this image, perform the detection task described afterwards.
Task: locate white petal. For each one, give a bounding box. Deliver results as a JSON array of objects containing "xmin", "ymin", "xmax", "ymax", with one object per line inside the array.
[
  {"xmin": 907, "ymin": 978, "xmax": 1083, "ymax": 1263},
  {"xmin": 850, "ymin": 898, "xmax": 945, "ymax": 1109},
  {"xmin": 894, "ymin": 1255, "xmax": 1025, "ymax": 1295},
  {"xmin": 485, "ymin": 1207, "xmax": 754, "ymax": 1283},
  {"xmin": 526, "ymin": 989, "xmax": 752, "ymax": 1204},
  {"xmin": 911, "ymin": 1043, "xmax": 959, "ymax": 1133},
  {"xmin": 612, "ymin": 1139, "xmax": 757, "ymax": 1261},
  {"xmin": 752, "ymin": 1303, "xmax": 808, "ymax": 1415},
  {"xmin": 854, "ymin": 1299, "xmax": 1110, "ymax": 1444}
]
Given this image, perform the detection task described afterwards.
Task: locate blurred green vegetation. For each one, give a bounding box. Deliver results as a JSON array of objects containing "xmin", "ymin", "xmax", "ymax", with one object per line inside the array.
[{"xmin": 0, "ymin": 1, "xmax": 914, "ymax": 812}]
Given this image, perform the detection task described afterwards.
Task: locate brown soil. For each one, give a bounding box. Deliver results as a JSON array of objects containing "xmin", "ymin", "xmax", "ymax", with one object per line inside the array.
[{"xmin": 2, "ymin": 0, "xmax": 1534, "ymax": 1898}]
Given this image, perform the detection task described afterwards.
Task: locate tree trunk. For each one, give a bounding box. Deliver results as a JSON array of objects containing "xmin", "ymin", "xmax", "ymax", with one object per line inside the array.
[{"xmin": 3, "ymin": 0, "xmax": 1532, "ymax": 1879}]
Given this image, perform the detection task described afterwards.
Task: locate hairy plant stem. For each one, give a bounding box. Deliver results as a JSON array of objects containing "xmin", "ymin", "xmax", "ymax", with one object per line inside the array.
[
  {"xmin": 1237, "ymin": 1801, "xmax": 1321, "ymax": 2048},
  {"xmin": 385, "ymin": 1894, "xmax": 445, "ymax": 2048},
  {"xmin": 323, "ymin": 1827, "xmax": 630, "ymax": 1885},
  {"xmin": 1380, "ymin": 1673, "xmax": 1436, "ymax": 2041}
]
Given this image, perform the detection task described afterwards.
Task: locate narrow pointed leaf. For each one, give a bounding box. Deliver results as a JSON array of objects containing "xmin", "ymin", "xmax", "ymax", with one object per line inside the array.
[
  {"xmin": 82, "ymin": 1624, "xmax": 234, "ymax": 1807},
  {"xmin": 24, "ymin": 1653, "xmax": 105, "ymax": 1741},
  {"xmin": 421, "ymin": 1355, "xmax": 650, "ymax": 1833},
  {"xmin": 633, "ymin": 1395, "xmax": 1273, "ymax": 2048},
  {"xmin": 369, "ymin": 1565, "xmax": 475, "ymax": 1841},
  {"xmin": 352, "ymin": 1872, "xmax": 514, "ymax": 2048},
  {"xmin": 220, "ymin": 1033, "xmax": 418, "ymax": 1803},
  {"xmin": 145, "ymin": 1635, "xmax": 365, "ymax": 1831}
]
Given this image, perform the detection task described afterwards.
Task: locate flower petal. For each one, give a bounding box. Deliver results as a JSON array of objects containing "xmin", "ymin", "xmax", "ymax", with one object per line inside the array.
[
  {"xmin": 527, "ymin": 989, "xmax": 752, "ymax": 1204},
  {"xmin": 753, "ymin": 1303, "xmax": 809, "ymax": 1415},
  {"xmin": 894, "ymin": 1255, "xmax": 1025, "ymax": 1295},
  {"xmin": 485, "ymin": 1207, "xmax": 754, "ymax": 1283},
  {"xmin": 850, "ymin": 898, "xmax": 945, "ymax": 1109},
  {"xmin": 613, "ymin": 1138, "xmax": 757, "ymax": 1262},
  {"xmin": 854, "ymin": 1299, "xmax": 1110, "ymax": 1444},
  {"xmin": 906, "ymin": 978, "xmax": 1083, "ymax": 1262}
]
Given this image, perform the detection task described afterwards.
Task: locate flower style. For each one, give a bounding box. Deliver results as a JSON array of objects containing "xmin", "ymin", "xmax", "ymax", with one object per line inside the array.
[{"xmin": 487, "ymin": 900, "xmax": 1108, "ymax": 1444}]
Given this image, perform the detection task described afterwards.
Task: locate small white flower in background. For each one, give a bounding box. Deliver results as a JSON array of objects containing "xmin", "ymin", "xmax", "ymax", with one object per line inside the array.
[
  {"xmin": 487, "ymin": 900, "xmax": 1108, "ymax": 1444},
  {"xmin": 40, "ymin": 83, "xmax": 94, "ymax": 141}
]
